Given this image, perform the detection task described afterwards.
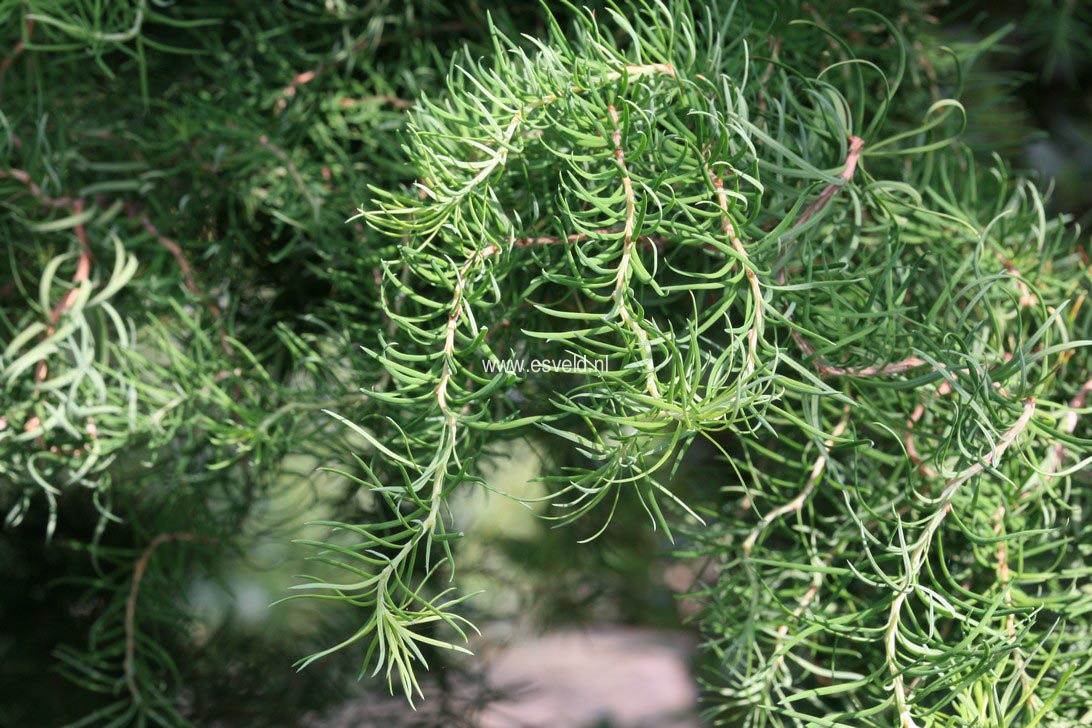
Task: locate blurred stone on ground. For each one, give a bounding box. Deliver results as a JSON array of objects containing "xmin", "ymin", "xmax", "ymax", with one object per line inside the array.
[
  {"xmin": 304, "ymin": 626, "xmax": 700, "ymax": 727},
  {"xmin": 479, "ymin": 627, "xmax": 699, "ymax": 728}
]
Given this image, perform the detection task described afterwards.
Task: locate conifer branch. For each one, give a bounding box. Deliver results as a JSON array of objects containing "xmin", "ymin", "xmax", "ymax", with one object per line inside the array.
[
  {"xmin": 607, "ymin": 103, "xmax": 660, "ymax": 399},
  {"xmin": 124, "ymin": 533, "xmax": 214, "ymax": 705},
  {"xmin": 5, "ymin": 3, "xmax": 1091, "ymax": 724},
  {"xmin": 885, "ymin": 398, "xmax": 1037, "ymax": 728},
  {"xmin": 710, "ymin": 166, "xmax": 763, "ymax": 377},
  {"xmin": 742, "ymin": 408, "xmax": 850, "ymax": 555}
]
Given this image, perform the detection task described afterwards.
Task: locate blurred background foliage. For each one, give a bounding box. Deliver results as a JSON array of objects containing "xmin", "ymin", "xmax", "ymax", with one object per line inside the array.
[
  {"xmin": 952, "ymin": 0, "xmax": 1092, "ymax": 223},
  {"xmin": 0, "ymin": 0, "xmax": 1089, "ymax": 726}
]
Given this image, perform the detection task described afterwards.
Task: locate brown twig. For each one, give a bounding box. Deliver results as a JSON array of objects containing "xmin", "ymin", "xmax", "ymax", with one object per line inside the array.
[
  {"xmin": 996, "ymin": 251, "xmax": 1038, "ymax": 308},
  {"xmin": 782, "ymin": 136, "xmax": 930, "ymax": 379},
  {"xmin": 904, "ymin": 380, "xmax": 952, "ymax": 478},
  {"xmin": 0, "ymin": 17, "xmax": 34, "ymax": 99},
  {"xmin": 33, "ymin": 194, "xmax": 92, "ymax": 383},
  {"xmin": 511, "ymin": 229, "xmax": 674, "ymax": 252},
  {"xmin": 50, "ymin": 199, "xmax": 92, "ymax": 323},
  {"xmin": 0, "ymin": 166, "xmax": 77, "ymax": 209},
  {"xmin": 993, "ymin": 504, "xmax": 1016, "ymax": 634},
  {"xmin": 124, "ymin": 533, "xmax": 214, "ymax": 705},
  {"xmin": 793, "ymin": 136, "xmax": 865, "ymax": 230},
  {"xmin": 712, "ymin": 170, "xmax": 764, "ymax": 375},
  {"xmin": 775, "ymin": 140, "xmax": 862, "ymax": 286},
  {"xmin": 608, "ymin": 103, "xmax": 660, "ymax": 398},
  {"xmin": 768, "ymin": 569, "xmax": 823, "ymax": 681},
  {"xmin": 760, "ymin": 36, "xmax": 782, "ymax": 86},
  {"xmin": 340, "ymin": 94, "xmax": 411, "ymax": 110},
  {"xmin": 789, "ymin": 330, "xmax": 925, "ymax": 378},
  {"xmin": 743, "ymin": 408, "xmax": 850, "ymax": 555},
  {"xmin": 275, "ymin": 22, "xmax": 466, "ymax": 114},
  {"xmin": 991, "ymin": 502, "xmax": 1037, "ymax": 707},
  {"xmin": 757, "ymin": 36, "xmax": 782, "ymax": 113},
  {"xmin": 912, "ymin": 40, "xmax": 941, "ymax": 103},
  {"xmin": 135, "ymin": 210, "xmax": 196, "ymax": 293},
  {"xmin": 257, "ymin": 134, "xmax": 319, "ymax": 220},
  {"xmin": 1019, "ymin": 378, "xmax": 1092, "ymax": 500},
  {"xmin": 117, "ymin": 202, "xmax": 232, "ymax": 356}
]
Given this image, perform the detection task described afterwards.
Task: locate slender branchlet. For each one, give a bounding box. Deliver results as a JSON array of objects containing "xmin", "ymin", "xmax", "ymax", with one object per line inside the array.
[{"xmin": 4, "ymin": 2, "xmax": 1091, "ymax": 726}]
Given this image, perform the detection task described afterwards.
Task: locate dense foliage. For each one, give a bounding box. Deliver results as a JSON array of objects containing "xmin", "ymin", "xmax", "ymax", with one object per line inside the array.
[{"xmin": 1, "ymin": 1, "xmax": 1090, "ymax": 726}]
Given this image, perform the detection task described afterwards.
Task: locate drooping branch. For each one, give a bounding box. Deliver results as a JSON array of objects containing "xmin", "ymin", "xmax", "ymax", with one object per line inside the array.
[
  {"xmin": 607, "ymin": 104, "xmax": 661, "ymax": 399},
  {"xmin": 781, "ymin": 136, "xmax": 931, "ymax": 379},
  {"xmin": 413, "ymin": 63, "xmax": 677, "ymax": 213},
  {"xmin": 124, "ymin": 532, "xmax": 214, "ymax": 705},
  {"xmin": 885, "ymin": 398, "xmax": 1037, "ymax": 728},
  {"xmin": 743, "ymin": 408, "xmax": 850, "ymax": 555},
  {"xmin": 710, "ymin": 168, "xmax": 764, "ymax": 376}
]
